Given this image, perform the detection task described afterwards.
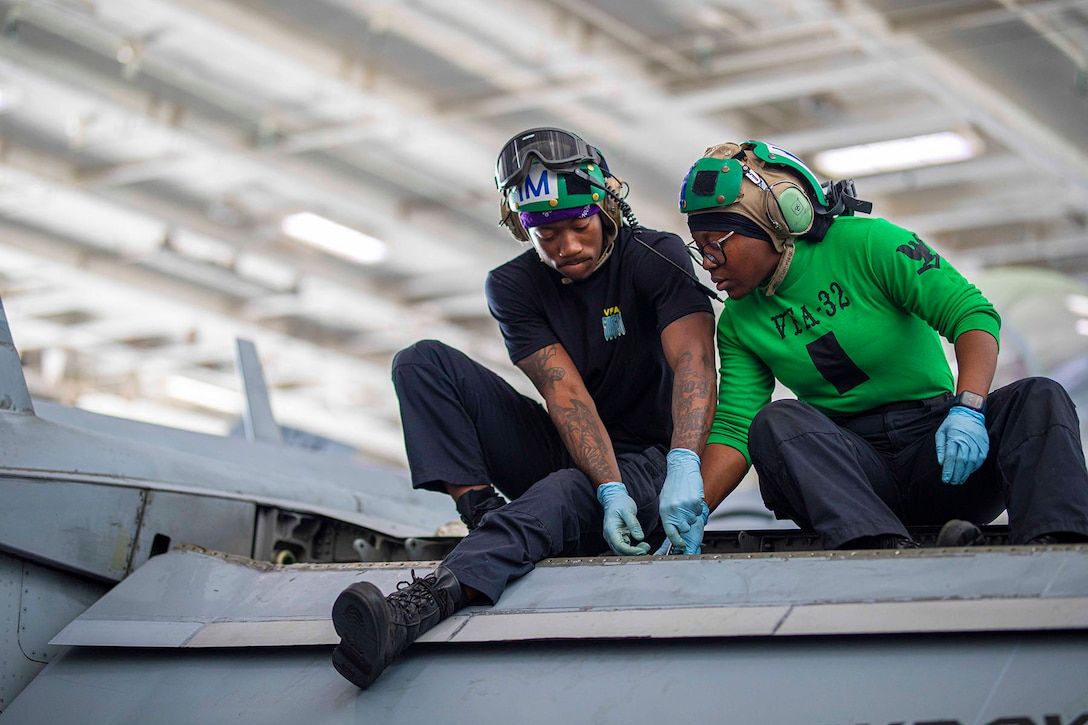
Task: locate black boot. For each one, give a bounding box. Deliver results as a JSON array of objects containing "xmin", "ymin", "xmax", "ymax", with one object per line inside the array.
[
  {"xmin": 936, "ymin": 519, "xmax": 985, "ymax": 547},
  {"xmin": 455, "ymin": 487, "xmax": 506, "ymax": 530},
  {"xmin": 331, "ymin": 566, "xmax": 465, "ymax": 689}
]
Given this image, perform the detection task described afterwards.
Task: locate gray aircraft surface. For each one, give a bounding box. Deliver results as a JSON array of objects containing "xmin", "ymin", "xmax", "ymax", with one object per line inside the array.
[{"xmin": 0, "ymin": 292, "xmax": 1086, "ymax": 725}]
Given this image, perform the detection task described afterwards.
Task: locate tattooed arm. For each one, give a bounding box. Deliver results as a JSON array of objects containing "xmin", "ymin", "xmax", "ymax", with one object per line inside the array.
[
  {"xmin": 660, "ymin": 311, "xmax": 717, "ymax": 455},
  {"xmin": 517, "ymin": 343, "xmax": 620, "ymax": 487},
  {"xmin": 652, "ymin": 310, "xmax": 717, "ymax": 553}
]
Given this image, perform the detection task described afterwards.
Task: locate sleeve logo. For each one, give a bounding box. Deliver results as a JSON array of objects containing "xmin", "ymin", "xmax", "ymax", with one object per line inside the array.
[{"xmin": 896, "ymin": 233, "xmax": 941, "ymax": 274}]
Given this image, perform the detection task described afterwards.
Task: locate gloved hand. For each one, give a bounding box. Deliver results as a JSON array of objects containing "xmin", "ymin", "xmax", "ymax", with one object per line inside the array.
[
  {"xmin": 655, "ymin": 501, "xmax": 709, "ymax": 555},
  {"xmin": 935, "ymin": 406, "xmax": 989, "ymax": 485},
  {"xmin": 658, "ymin": 448, "xmax": 706, "ymax": 552},
  {"xmin": 596, "ymin": 482, "xmax": 651, "ymax": 556}
]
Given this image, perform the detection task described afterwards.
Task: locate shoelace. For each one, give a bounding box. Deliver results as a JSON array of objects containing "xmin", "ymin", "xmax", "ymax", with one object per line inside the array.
[{"xmin": 388, "ymin": 570, "xmax": 440, "ymax": 615}]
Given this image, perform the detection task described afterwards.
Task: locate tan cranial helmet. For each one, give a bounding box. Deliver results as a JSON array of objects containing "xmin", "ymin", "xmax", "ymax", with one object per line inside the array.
[{"xmin": 679, "ymin": 140, "xmax": 828, "ymax": 252}]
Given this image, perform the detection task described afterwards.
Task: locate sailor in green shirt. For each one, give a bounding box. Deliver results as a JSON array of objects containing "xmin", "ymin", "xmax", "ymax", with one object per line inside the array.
[{"xmin": 677, "ymin": 140, "xmax": 1088, "ymax": 549}]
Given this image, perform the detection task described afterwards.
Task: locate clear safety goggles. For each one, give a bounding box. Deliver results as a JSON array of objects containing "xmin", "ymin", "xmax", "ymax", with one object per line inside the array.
[{"xmin": 494, "ymin": 127, "xmax": 602, "ymax": 191}]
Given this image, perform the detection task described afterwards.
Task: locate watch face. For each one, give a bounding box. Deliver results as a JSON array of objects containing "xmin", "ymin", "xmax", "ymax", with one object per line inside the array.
[{"xmin": 956, "ymin": 391, "xmax": 986, "ymax": 411}]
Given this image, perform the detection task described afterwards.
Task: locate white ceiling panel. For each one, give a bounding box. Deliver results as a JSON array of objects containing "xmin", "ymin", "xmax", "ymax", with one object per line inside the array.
[{"xmin": 0, "ymin": 0, "xmax": 1083, "ymax": 465}]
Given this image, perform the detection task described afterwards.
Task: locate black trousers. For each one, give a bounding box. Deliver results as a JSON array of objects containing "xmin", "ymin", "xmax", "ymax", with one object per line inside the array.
[
  {"xmin": 749, "ymin": 377, "xmax": 1088, "ymax": 548},
  {"xmin": 393, "ymin": 340, "xmax": 667, "ymax": 603}
]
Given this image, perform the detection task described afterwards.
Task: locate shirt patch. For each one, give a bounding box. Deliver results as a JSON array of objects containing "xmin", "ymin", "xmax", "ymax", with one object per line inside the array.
[
  {"xmin": 602, "ymin": 305, "xmax": 626, "ymax": 341},
  {"xmin": 806, "ymin": 331, "xmax": 870, "ymax": 394}
]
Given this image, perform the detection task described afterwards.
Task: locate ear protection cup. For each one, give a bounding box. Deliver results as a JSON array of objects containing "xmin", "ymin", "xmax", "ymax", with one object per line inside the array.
[
  {"xmin": 599, "ymin": 175, "xmax": 623, "ymax": 245},
  {"xmin": 765, "ymin": 180, "xmax": 814, "ymax": 236},
  {"xmin": 499, "ymin": 196, "xmax": 531, "ymax": 242}
]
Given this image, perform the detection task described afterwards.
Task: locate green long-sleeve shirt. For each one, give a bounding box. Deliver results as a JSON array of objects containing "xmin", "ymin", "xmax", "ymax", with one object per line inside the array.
[{"xmin": 711, "ymin": 216, "xmax": 1001, "ymax": 464}]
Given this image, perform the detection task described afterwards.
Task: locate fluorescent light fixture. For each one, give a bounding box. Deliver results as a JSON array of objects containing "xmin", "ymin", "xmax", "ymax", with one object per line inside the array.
[
  {"xmin": 1077, "ymin": 318, "xmax": 1088, "ymax": 337},
  {"xmin": 1065, "ymin": 294, "xmax": 1088, "ymax": 318},
  {"xmin": 813, "ymin": 131, "xmax": 980, "ymax": 177},
  {"xmin": 281, "ymin": 212, "xmax": 388, "ymax": 265}
]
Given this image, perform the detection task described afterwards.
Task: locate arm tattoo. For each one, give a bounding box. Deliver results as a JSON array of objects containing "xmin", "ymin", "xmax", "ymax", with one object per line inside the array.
[
  {"xmin": 670, "ymin": 349, "xmax": 715, "ymax": 452},
  {"xmin": 519, "ymin": 345, "xmax": 618, "ymax": 485},
  {"xmin": 553, "ymin": 398, "xmax": 616, "ymax": 484},
  {"xmin": 520, "ymin": 345, "xmax": 566, "ymax": 391}
]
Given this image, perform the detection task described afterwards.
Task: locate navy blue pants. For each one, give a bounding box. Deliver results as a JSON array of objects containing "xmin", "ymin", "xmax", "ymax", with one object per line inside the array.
[
  {"xmin": 393, "ymin": 340, "xmax": 666, "ymax": 603},
  {"xmin": 749, "ymin": 377, "xmax": 1088, "ymax": 548}
]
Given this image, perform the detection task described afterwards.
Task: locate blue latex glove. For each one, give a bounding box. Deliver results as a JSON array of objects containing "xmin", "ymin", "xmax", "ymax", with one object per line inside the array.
[
  {"xmin": 658, "ymin": 448, "xmax": 706, "ymax": 551},
  {"xmin": 935, "ymin": 406, "xmax": 989, "ymax": 485},
  {"xmin": 596, "ymin": 482, "xmax": 651, "ymax": 556},
  {"xmin": 655, "ymin": 501, "xmax": 709, "ymax": 555}
]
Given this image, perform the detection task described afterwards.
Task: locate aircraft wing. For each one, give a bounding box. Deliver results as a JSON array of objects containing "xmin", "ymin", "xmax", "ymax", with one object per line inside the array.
[{"xmin": 3, "ymin": 543, "xmax": 1087, "ymax": 723}]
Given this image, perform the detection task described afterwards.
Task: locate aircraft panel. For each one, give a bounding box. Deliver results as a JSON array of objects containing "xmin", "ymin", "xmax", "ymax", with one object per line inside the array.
[
  {"xmin": 18, "ymin": 402, "xmax": 455, "ymax": 539},
  {"xmin": 132, "ymin": 490, "xmax": 256, "ymax": 573},
  {"xmin": 0, "ymin": 554, "xmax": 108, "ymax": 711},
  {"xmin": 4, "ymin": 633, "xmax": 1087, "ymax": 724},
  {"xmin": 0, "ymin": 479, "xmax": 258, "ymax": 581},
  {"xmin": 0, "ymin": 478, "xmax": 145, "ymax": 580},
  {"xmin": 51, "ymin": 544, "xmax": 1088, "ymax": 650}
]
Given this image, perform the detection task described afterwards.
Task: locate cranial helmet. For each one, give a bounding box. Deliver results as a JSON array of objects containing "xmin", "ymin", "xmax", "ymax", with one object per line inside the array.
[
  {"xmin": 678, "ymin": 140, "xmax": 828, "ymax": 251},
  {"xmin": 495, "ymin": 128, "xmax": 624, "ymax": 244},
  {"xmin": 508, "ymin": 160, "xmax": 610, "ymax": 216}
]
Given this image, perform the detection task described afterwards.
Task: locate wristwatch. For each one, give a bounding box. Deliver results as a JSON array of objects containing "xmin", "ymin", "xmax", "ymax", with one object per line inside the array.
[{"xmin": 952, "ymin": 390, "xmax": 987, "ymax": 414}]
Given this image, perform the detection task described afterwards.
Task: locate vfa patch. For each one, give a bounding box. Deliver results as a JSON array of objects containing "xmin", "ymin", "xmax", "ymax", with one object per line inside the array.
[
  {"xmin": 602, "ymin": 305, "xmax": 626, "ymax": 341},
  {"xmin": 515, "ymin": 166, "xmax": 559, "ymax": 206}
]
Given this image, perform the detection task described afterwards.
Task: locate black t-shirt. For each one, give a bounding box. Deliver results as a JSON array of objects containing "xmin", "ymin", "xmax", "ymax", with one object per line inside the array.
[{"xmin": 485, "ymin": 226, "xmax": 712, "ymax": 454}]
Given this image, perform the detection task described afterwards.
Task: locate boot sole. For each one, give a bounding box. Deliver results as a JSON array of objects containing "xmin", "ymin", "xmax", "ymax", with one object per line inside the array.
[{"xmin": 331, "ymin": 583, "xmax": 388, "ymax": 689}]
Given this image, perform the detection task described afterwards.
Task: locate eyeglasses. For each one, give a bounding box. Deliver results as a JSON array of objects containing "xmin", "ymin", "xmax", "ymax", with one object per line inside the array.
[
  {"xmin": 687, "ymin": 231, "xmax": 734, "ymax": 267},
  {"xmin": 494, "ymin": 127, "xmax": 604, "ymax": 191}
]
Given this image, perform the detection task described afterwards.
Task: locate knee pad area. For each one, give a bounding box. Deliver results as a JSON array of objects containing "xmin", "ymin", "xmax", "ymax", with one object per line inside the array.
[
  {"xmin": 751, "ymin": 399, "xmax": 810, "ymax": 435},
  {"xmin": 392, "ymin": 339, "xmax": 450, "ymax": 370}
]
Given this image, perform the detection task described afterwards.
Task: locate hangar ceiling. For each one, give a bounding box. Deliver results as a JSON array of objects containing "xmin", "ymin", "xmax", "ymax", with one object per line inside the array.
[{"xmin": 0, "ymin": 0, "xmax": 1085, "ymax": 465}]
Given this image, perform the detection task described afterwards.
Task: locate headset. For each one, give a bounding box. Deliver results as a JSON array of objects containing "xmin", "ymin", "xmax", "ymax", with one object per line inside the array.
[
  {"xmin": 499, "ymin": 160, "xmax": 724, "ymax": 302},
  {"xmin": 680, "ymin": 140, "xmax": 872, "ymax": 245},
  {"xmin": 495, "ymin": 129, "xmax": 728, "ymax": 302}
]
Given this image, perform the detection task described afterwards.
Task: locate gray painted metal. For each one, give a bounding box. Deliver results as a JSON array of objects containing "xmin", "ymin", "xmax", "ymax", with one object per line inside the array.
[
  {"xmin": 5, "ymin": 636, "xmax": 1088, "ymax": 725},
  {"xmin": 1, "ymin": 479, "xmax": 257, "ymax": 582},
  {"xmin": 0, "ymin": 297, "xmax": 32, "ymax": 415},
  {"xmin": 1, "ymin": 479, "xmax": 145, "ymax": 581},
  {"xmin": 0, "ymin": 300, "xmax": 461, "ymax": 711},
  {"xmin": 53, "ymin": 544, "xmax": 1088, "ymax": 649},
  {"xmin": 0, "ymin": 406, "xmax": 455, "ymax": 706},
  {"xmin": 234, "ymin": 338, "xmax": 283, "ymax": 445},
  {"xmin": 6, "ymin": 544, "xmax": 1088, "ymax": 724},
  {"xmin": 0, "ymin": 409, "xmax": 450, "ymax": 539},
  {"xmin": 0, "ymin": 554, "xmax": 108, "ymax": 711}
]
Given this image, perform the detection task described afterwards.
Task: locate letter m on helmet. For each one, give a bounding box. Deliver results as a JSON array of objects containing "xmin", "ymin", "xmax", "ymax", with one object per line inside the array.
[{"xmin": 518, "ymin": 168, "xmax": 552, "ymax": 203}]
